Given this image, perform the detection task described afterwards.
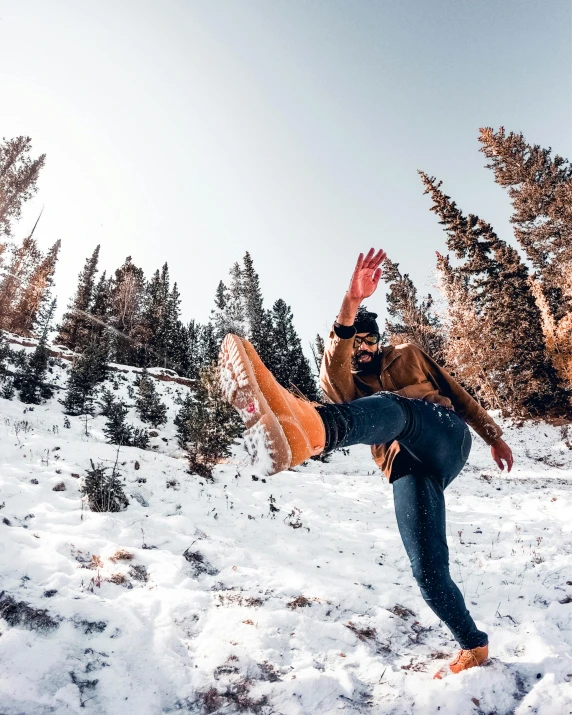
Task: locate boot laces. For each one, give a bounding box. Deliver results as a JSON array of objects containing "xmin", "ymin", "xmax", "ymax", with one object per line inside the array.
[{"xmin": 451, "ymin": 649, "xmax": 480, "ymax": 668}]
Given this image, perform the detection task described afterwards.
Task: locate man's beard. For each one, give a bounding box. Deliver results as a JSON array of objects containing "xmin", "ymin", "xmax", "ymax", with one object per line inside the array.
[{"xmin": 352, "ymin": 349, "xmax": 382, "ymax": 375}]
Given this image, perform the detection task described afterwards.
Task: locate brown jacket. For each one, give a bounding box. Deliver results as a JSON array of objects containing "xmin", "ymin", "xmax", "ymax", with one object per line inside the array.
[{"xmin": 319, "ymin": 328, "xmax": 503, "ymax": 479}]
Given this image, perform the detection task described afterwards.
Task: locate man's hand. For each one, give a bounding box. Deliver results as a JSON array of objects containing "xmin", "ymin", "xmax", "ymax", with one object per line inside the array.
[
  {"xmin": 491, "ymin": 438, "xmax": 513, "ymax": 473},
  {"xmin": 348, "ymin": 248, "xmax": 387, "ymax": 302}
]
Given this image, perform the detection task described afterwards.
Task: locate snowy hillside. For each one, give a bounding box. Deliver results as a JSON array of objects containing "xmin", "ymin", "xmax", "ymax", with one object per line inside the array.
[{"xmin": 1, "ymin": 351, "xmax": 572, "ymax": 714}]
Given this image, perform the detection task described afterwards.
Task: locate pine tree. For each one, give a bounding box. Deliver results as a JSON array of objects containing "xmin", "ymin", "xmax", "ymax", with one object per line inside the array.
[
  {"xmin": 89, "ymin": 271, "xmax": 112, "ymax": 344},
  {"xmin": 421, "ymin": 172, "xmax": 569, "ymax": 416},
  {"xmin": 0, "ymin": 137, "xmax": 45, "ymax": 237},
  {"xmin": 174, "ymin": 391, "xmax": 195, "ymax": 449},
  {"xmin": 61, "ymin": 342, "xmax": 108, "ymax": 415},
  {"xmin": 11, "ymin": 239, "xmax": 61, "ymax": 336},
  {"xmin": 175, "ymin": 364, "xmax": 242, "ymax": 478},
  {"xmin": 0, "ymin": 232, "xmax": 42, "ymax": 330},
  {"xmin": 56, "ymin": 245, "xmax": 100, "ymax": 350},
  {"xmin": 479, "ymin": 127, "xmax": 572, "ymax": 388},
  {"xmin": 310, "ymin": 333, "xmax": 326, "ymax": 375},
  {"xmin": 103, "ymin": 400, "xmax": 134, "ymax": 446},
  {"xmin": 98, "ymin": 387, "xmax": 116, "ymax": 417},
  {"xmin": 135, "ymin": 368, "xmax": 167, "ymax": 427},
  {"xmin": 383, "ymin": 258, "xmax": 444, "ymax": 362},
  {"xmin": 139, "ymin": 263, "xmax": 175, "ymax": 367},
  {"xmin": 241, "ymin": 252, "xmax": 273, "ymax": 364},
  {"xmin": 185, "ymin": 320, "xmax": 201, "ymax": 380},
  {"xmin": 17, "ymin": 299, "xmax": 56, "ymax": 404},
  {"xmin": 436, "ymin": 252, "xmax": 504, "ymax": 410},
  {"xmin": 268, "ymin": 299, "xmax": 318, "ymax": 400},
  {"xmin": 479, "ymin": 127, "xmax": 572, "ymax": 320},
  {"xmin": 109, "ymin": 257, "xmax": 146, "ymax": 365},
  {"xmin": 197, "ymin": 322, "xmax": 219, "ymax": 372},
  {"xmin": 82, "ymin": 459, "xmax": 129, "ymax": 512},
  {"xmin": 211, "ymin": 263, "xmax": 246, "ymax": 342}
]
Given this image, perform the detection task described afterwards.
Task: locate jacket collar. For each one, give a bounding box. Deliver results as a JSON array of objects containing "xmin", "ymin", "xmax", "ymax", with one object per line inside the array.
[{"xmin": 380, "ymin": 345, "xmax": 401, "ymax": 373}]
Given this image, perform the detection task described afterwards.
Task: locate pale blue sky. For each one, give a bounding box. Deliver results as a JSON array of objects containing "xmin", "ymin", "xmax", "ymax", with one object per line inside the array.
[{"xmin": 0, "ymin": 0, "xmax": 570, "ymax": 348}]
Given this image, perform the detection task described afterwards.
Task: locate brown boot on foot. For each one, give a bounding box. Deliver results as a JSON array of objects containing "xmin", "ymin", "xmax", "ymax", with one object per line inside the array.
[
  {"xmin": 433, "ymin": 644, "xmax": 488, "ymax": 679},
  {"xmin": 219, "ymin": 334, "xmax": 326, "ymax": 475}
]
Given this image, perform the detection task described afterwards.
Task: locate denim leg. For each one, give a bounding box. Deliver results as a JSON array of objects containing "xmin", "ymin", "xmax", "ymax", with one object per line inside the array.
[
  {"xmin": 317, "ymin": 393, "xmax": 487, "ymax": 649},
  {"xmin": 318, "ymin": 392, "xmax": 471, "ymax": 487},
  {"xmin": 393, "ymin": 474, "xmax": 488, "ymax": 649}
]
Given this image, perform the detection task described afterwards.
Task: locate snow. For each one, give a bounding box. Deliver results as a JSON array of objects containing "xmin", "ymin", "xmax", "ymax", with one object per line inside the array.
[{"xmin": 1, "ymin": 355, "xmax": 572, "ymax": 714}]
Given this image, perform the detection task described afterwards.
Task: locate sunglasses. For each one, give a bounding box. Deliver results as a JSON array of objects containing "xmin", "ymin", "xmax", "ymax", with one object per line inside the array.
[{"xmin": 353, "ymin": 333, "xmax": 380, "ymax": 348}]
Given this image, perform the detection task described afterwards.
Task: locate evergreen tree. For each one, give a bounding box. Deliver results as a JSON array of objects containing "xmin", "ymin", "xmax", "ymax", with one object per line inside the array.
[
  {"xmin": 109, "ymin": 257, "xmax": 146, "ymax": 365},
  {"xmin": 310, "ymin": 333, "xmax": 326, "ymax": 375},
  {"xmin": 61, "ymin": 342, "xmax": 108, "ymax": 415},
  {"xmin": 383, "ymin": 258, "xmax": 444, "ymax": 362},
  {"xmin": 135, "ymin": 368, "xmax": 167, "ymax": 427},
  {"xmin": 0, "ymin": 232, "xmax": 42, "ymax": 330},
  {"xmin": 139, "ymin": 263, "xmax": 177, "ymax": 367},
  {"xmin": 103, "ymin": 400, "xmax": 133, "ymax": 446},
  {"xmin": 56, "ymin": 245, "xmax": 100, "ymax": 350},
  {"xmin": 89, "ymin": 271, "xmax": 112, "ymax": 345},
  {"xmin": 479, "ymin": 127, "xmax": 572, "ymax": 320},
  {"xmin": 268, "ymin": 299, "xmax": 318, "ymax": 400},
  {"xmin": 17, "ymin": 299, "xmax": 56, "ymax": 404},
  {"xmin": 436, "ymin": 252, "xmax": 504, "ymax": 410},
  {"xmin": 10, "ymin": 239, "xmax": 61, "ymax": 336},
  {"xmin": 211, "ymin": 263, "xmax": 246, "ymax": 341},
  {"xmin": 174, "ymin": 391, "xmax": 195, "ymax": 449},
  {"xmin": 197, "ymin": 322, "xmax": 219, "ymax": 372},
  {"xmin": 241, "ymin": 252, "xmax": 273, "ymax": 364},
  {"xmin": 0, "ymin": 137, "xmax": 45, "ymax": 237},
  {"xmin": 82, "ymin": 459, "xmax": 129, "ymax": 513},
  {"xmin": 185, "ymin": 320, "xmax": 202, "ymax": 380},
  {"xmin": 98, "ymin": 387, "xmax": 116, "ymax": 417},
  {"xmin": 479, "ymin": 127, "xmax": 572, "ymax": 388},
  {"xmin": 168, "ymin": 320, "xmax": 192, "ymax": 377},
  {"xmin": 0, "ymin": 330, "xmax": 12, "ymax": 379},
  {"xmin": 421, "ymin": 172, "xmax": 569, "ymax": 416},
  {"xmin": 175, "ymin": 364, "xmax": 242, "ymax": 478}
]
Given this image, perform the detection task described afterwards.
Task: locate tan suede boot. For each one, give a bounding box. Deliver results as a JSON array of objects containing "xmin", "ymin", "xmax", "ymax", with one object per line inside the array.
[
  {"xmin": 433, "ymin": 644, "xmax": 489, "ymax": 679},
  {"xmin": 219, "ymin": 334, "xmax": 325, "ymax": 475}
]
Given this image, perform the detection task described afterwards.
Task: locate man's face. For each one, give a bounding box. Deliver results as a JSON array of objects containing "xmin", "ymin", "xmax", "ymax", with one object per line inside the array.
[{"xmin": 352, "ymin": 332, "xmax": 380, "ymax": 369}]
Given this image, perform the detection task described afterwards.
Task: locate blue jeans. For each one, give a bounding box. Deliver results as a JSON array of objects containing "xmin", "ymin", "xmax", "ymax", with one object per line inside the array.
[{"xmin": 317, "ymin": 392, "xmax": 488, "ymax": 650}]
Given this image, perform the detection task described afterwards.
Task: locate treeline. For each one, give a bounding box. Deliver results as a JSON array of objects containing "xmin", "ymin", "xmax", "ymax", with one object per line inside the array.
[
  {"xmin": 0, "ymin": 135, "xmax": 317, "ymax": 398},
  {"xmin": 381, "ymin": 127, "xmax": 572, "ymax": 419},
  {"xmin": 1, "ymin": 129, "xmax": 572, "ymax": 422},
  {"xmin": 54, "ymin": 248, "xmax": 318, "ymax": 398}
]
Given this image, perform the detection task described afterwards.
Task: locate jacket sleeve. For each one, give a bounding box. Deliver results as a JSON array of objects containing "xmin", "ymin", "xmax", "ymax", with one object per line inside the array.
[
  {"xmin": 319, "ymin": 327, "xmax": 357, "ymax": 404},
  {"xmin": 417, "ymin": 346, "xmax": 503, "ymax": 445}
]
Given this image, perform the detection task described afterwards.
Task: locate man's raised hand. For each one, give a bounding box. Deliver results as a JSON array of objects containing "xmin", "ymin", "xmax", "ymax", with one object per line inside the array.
[{"xmin": 348, "ymin": 248, "xmax": 387, "ymax": 302}]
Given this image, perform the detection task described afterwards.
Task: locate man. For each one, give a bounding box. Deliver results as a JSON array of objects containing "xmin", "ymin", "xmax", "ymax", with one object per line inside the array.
[{"xmin": 219, "ymin": 248, "xmax": 513, "ymax": 679}]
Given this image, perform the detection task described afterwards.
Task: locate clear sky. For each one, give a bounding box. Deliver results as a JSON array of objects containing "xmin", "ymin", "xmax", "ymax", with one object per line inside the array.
[{"xmin": 1, "ymin": 0, "xmax": 570, "ymax": 348}]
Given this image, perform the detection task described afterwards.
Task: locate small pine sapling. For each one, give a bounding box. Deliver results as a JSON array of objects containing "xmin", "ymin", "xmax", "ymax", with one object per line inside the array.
[
  {"xmin": 1, "ymin": 378, "xmax": 14, "ymax": 399},
  {"xmin": 61, "ymin": 342, "xmax": 108, "ymax": 415},
  {"xmin": 176, "ymin": 363, "xmax": 242, "ymax": 478},
  {"xmin": 135, "ymin": 368, "xmax": 167, "ymax": 427},
  {"xmin": 103, "ymin": 400, "xmax": 133, "ymax": 446},
  {"xmin": 82, "ymin": 459, "xmax": 129, "ymax": 512}
]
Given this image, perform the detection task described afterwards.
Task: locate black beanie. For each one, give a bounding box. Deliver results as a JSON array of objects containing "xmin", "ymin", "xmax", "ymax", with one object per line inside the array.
[{"xmin": 354, "ymin": 306, "xmax": 379, "ymax": 334}]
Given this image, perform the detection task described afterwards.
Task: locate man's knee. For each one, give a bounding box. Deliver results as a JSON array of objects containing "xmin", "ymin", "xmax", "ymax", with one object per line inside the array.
[{"xmin": 410, "ymin": 555, "xmax": 450, "ymax": 593}]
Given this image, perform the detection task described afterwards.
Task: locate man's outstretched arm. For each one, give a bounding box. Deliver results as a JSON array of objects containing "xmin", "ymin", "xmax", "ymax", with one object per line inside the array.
[{"xmin": 320, "ymin": 248, "xmax": 386, "ymax": 403}]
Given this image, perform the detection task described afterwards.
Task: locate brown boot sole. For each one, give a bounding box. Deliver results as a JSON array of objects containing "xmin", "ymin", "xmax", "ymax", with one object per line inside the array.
[{"xmin": 219, "ymin": 334, "xmax": 292, "ymax": 475}]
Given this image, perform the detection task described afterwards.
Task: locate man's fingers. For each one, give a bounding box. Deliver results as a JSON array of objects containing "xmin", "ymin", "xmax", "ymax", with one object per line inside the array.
[
  {"xmin": 372, "ymin": 249, "xmax": 386, "ymax": 268},
  {"xmin": 362, "ymin": 248, "xmax": 375, "ymax": 267},
  {"xmin": 372, "ymin": 267, "xmax": 382, "ymax": 287}
]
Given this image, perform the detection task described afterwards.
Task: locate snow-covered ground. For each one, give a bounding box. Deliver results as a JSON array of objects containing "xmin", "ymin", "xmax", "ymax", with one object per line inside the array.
[{"xmin": 1, "ymin": 353, "xmax": 572, "ymax": 714}]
